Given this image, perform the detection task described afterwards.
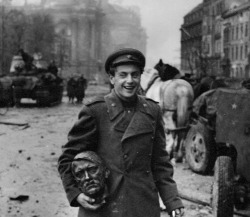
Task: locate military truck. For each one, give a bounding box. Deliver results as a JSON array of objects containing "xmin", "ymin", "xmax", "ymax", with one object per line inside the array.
[{"xmin": 184, "ymin": 88, "xmax": 250, "ymax": 217}]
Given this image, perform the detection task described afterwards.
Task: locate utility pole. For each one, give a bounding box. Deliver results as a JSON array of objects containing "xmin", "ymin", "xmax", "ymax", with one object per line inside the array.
[{"xmin": 1, "ymin": 1, "xmax": 5, "ymax": 75}]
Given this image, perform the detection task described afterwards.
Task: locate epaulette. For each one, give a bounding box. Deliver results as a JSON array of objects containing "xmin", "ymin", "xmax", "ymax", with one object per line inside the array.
[
  {"xmin": 145, "ymin": 97, "xmax": 159, "ymax": 104},
  {"xmin": 84, "ymin": 96, "xmax": 105, "ymax": 106}
]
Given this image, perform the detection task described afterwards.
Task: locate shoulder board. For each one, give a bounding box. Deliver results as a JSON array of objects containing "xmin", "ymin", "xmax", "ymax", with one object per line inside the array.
[
  {"xmin": 84, "ymin": 96, "xmax": 105, "ymax": 106},
  {"xmin": 145, "ymin": 97, "xmax": 159, "ymax": 104}
]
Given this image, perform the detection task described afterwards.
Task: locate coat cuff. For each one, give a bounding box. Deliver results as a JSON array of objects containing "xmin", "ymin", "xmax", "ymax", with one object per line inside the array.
[
  {"xmin": 67, "ymin": 188, "xmax": 82, "ymax": 207},
  {"xmin": 163, "ymin": 197, "xmax": 184, "ymax": 214}
]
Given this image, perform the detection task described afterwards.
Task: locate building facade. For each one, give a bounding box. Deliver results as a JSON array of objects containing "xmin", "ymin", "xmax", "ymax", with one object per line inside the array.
[
  {"xmin": 181, "ymin": 0, "xmax": 250, "ymax": 79},
  {"xmin": 202, "ymin": 0, "xmax": 225, "ymax": 77},
  {"xmin": 180, "ymin": 3, "xmax": 203, "ymax": 78},
  {"xmin": 222, "ymin": 1, "xmax": 250, "ymax": 78},
  {"xmin": 11, "ymin": 0, "xmax": 147, "ymax": 82}
]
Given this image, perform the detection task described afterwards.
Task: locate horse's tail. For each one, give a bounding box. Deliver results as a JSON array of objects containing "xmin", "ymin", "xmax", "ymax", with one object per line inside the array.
[{"xmin": 176, "ymin": 86, "xmax": 189, "ymax": 128}]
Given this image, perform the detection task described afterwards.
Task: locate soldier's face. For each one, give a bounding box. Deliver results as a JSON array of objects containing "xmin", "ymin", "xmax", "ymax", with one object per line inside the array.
[
  {"xmin": 72, "ymin": 160, "xmax": 108, "ymax": 196},
  {"xmin": 109, "ymin": 64, "xmax": 141, "ymax": 101}
]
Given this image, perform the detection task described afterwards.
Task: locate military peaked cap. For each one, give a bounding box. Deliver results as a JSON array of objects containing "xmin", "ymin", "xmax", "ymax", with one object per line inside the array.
[
  {"xmin": 73, "ymin": 151, "xmax": 105, "ymax": 166},
  {"xmin": 105, "ymin": 48, "xmax": 146, "ymax": 73}
]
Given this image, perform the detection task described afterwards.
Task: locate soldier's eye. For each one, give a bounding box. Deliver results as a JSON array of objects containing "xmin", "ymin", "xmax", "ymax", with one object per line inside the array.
[{"xmin": 132, "ymin": 73, "xmax": 140, "ymax": 78}]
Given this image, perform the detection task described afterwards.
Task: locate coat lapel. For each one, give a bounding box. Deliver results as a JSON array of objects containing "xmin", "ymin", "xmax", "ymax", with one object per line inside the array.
[
  {"xmin": 105, "ymin": 91, "xmax": 124, "ymax": 121},
  {"xmin": 121, "ymin": 97, "xmax": 154, "ymax": 142},
  {"xmin": 105, "ymin": 91, "xmax": 155, "ymax": 141}
]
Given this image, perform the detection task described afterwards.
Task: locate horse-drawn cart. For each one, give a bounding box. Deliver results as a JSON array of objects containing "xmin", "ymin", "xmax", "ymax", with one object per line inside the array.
[{"xmin": 184, "ymin": 88, "xmax": 250, "ymax": 217}]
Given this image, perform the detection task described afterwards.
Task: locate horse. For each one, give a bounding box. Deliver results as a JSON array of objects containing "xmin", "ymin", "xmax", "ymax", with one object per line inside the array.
[{"xmin": 141, "ymin": 61, "xmax": 194, "ymax": 163}]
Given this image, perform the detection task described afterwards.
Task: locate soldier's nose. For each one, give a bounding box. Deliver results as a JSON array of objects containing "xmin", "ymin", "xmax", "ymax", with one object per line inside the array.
[{"xmin": 126, "ymin": 75, "xmax": 133, "ymax": 82}]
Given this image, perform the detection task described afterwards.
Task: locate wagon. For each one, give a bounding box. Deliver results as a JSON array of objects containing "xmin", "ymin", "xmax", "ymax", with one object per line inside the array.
[{"xmin": 184, "ymin": 88, "xmax": 250, "ymax": 217}]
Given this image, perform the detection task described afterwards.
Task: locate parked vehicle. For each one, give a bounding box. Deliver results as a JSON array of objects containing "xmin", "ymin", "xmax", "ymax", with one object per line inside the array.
[
  {"xmin": 184, "ymin": 88, "xmax": 250, "ymax": 217},
  {"xmin": 0, "ymin": 54, "xmax": 63, "ymax": 106}
]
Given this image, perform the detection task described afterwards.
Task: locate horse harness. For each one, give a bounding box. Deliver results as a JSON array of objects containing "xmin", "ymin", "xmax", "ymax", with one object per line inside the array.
[
  {"xmin": 162, "ymin": 106, "xmax": 193, "ymax": 134},
  {"xmin": 144, "ymin": 75, "xmax": 160, "ymax": 94}
]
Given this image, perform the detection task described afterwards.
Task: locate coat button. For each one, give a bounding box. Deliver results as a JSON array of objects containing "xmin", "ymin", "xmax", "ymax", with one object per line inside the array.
[
  {"xmin": 111, "ymin": 103, "xmax": 116, "ymax": 107},
  {"xmin": 146, "ymin": 171, "xmax": 150, "ymax": 175},
  {"xmin": 123, "ymin": 154, "xmax": 128, "ymax": 159}
]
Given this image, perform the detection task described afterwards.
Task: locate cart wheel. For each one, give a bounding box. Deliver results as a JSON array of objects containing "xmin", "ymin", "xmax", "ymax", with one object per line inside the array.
[
  {"xmin": 211, "ymin": 156, "xmax": 234, "ymax": 217},
  {"xmin": 184, "ymin": 121, "xmax": 216, "ymax": 174}
]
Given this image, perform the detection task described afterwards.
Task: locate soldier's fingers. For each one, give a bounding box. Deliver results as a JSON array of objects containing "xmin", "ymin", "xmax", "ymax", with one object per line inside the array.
[
  {"xmin": 77, "ymin": 193, "xmax": 95, "ymax": 204},
  {"xmin": 84, "ymin": 202, "xmax": 104, "ymax": 211}
]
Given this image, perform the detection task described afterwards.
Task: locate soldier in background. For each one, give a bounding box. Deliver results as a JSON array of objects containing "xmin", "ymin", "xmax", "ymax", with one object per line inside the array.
[
  {"xmin": 17, "ymin": 49, "xmax": 34, "ymax": 72},
  {"xmin": 75, "ymin": 75, "xmax": 87, "ymax": 104},
  {"xmin": 67, "ymin": 75, "xmax": 78, "ymax": 104},
  {"xmin": 47, "ymin": 60, "xmax": 59, "ymax": 76}
]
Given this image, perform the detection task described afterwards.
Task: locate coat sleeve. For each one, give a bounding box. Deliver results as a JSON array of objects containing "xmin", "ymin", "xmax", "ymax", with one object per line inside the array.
[
  {"xmin": 151, "ymin": 106, "xmax": 184, "ymax": 212},
  {"xmin": 57, "ymin": 105, "xmax": 98, "ymax": 207}
]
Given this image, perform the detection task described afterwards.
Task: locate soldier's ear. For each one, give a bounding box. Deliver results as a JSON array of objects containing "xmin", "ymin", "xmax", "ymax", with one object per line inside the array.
[
  {"xmin": 109, "ymin": 74, "xmax": 115, "ymax": 85},
  {"xmin": 105, "ymin": 168, "xmax": 110, "ymax": 178}
]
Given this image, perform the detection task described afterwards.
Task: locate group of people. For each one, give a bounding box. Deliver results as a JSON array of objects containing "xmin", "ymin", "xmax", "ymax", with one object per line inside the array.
[
  {"xmin": 67, "ymin": 75, "xmax": 88, "ymax": 104},
  {"xmin": 58, "ymin": 48, "xmax": 184, "ymax": 217}
]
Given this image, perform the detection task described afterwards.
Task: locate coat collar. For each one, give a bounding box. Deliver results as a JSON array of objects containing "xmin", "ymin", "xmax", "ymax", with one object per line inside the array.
[{"xmin": 104, "ymin": 90, "xmax": 153, "ymax": 120}]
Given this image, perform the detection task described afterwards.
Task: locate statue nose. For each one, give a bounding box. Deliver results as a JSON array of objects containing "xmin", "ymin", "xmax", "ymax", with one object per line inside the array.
[{"xmin": 84, "ymin": 171, "xmax": 90, "ymax": 180}]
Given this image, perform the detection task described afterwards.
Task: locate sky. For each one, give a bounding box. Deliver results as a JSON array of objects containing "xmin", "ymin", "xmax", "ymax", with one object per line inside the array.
[{"xmin": 12, "ymin": 0, "xmax": 203, "ymax": 68}]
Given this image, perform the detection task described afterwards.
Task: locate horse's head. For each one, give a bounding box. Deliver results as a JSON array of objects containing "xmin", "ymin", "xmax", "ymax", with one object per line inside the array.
[
  {"xmin": 154, "ymin": 59, "xmax": 181, "ymax": 81},
  {"xmin": 140, "ymin": 68, "xmax": 159, "ymax": 91}
]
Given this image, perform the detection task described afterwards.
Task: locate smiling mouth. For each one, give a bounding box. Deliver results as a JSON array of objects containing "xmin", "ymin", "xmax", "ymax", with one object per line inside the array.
[{"xmin": 124, "ymin": 86, "xmax": 135, "ymax": 90}]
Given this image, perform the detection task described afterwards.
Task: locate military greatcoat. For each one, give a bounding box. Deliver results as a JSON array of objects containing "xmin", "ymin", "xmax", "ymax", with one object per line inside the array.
[{"xmin": 58, "ymin": 90, "xmax": 183, "ymax": 217}]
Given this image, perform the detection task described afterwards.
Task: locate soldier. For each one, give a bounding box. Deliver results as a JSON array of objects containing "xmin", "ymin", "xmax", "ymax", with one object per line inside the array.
[
  {"xmin": 75, "ymin": 75, "xmax": 87, "ymax": 103},
  {"xmin": 67, "ymin": 75, "xmax": 78, "ymax": 104},
  {"xmin": 47, "ymin": 60, "xmax": 59, "ymax": 76},
  {"xmin": 58, "ymin": 48, "xmax": 184, "ymax": 217},
  {"xmin": 17, "ymin": 48, "xmax": 34, "ymax": 71}
]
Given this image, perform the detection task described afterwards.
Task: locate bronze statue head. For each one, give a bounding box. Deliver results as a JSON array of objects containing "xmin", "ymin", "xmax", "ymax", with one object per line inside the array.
[{"xmin": 71, "ymin": 151, "xmax": 110, "ymax": 204}]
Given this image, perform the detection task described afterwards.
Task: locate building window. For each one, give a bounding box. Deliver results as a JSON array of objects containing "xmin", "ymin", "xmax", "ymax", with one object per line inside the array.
[
  {"xmin": 231, "ymin": 27, "xmax": 234, "ymax": 40},
  {"xmin": 240, "ymin": 23, "xmax": 243, "ymax": 38},
  {"xmin": 246, "ymin": 22, "xmax": 249, "ymax": 37},
  {"xmin": 236, "ymin": 46, "xmax": 238, "ymax": 60},
  {"xmin": 231, "ymin": 46, "xmax": 234, "ymax": 60},
  {"xmin": 240, "ymin": 45, "xmax": 243, "ymax": 60},
  {"xmin": 236, "ymin": 25, "xmax": 239, "ymax": 40},
  {"xmin": 224, "ymin": 48, "xmax": 229, "ymax": 59},
  {"xmin": 245, "ymin": 44, "xmax": 248, "ymax": 58}
]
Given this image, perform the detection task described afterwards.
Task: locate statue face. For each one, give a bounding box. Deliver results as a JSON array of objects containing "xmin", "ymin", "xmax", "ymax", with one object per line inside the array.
[{"xmin": 72, "ymin": 159, "xmax": 108, "ymax": 197}]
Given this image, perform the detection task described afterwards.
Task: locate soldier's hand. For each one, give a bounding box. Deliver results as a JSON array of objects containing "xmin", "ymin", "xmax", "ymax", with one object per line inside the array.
[
  {"xmin": 170, "ymin": 208, "xmax": 184, "ymax": 217},
  {"xmin": 76, "ymin": 193, "xmax": 105, "ymax": 210}
]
